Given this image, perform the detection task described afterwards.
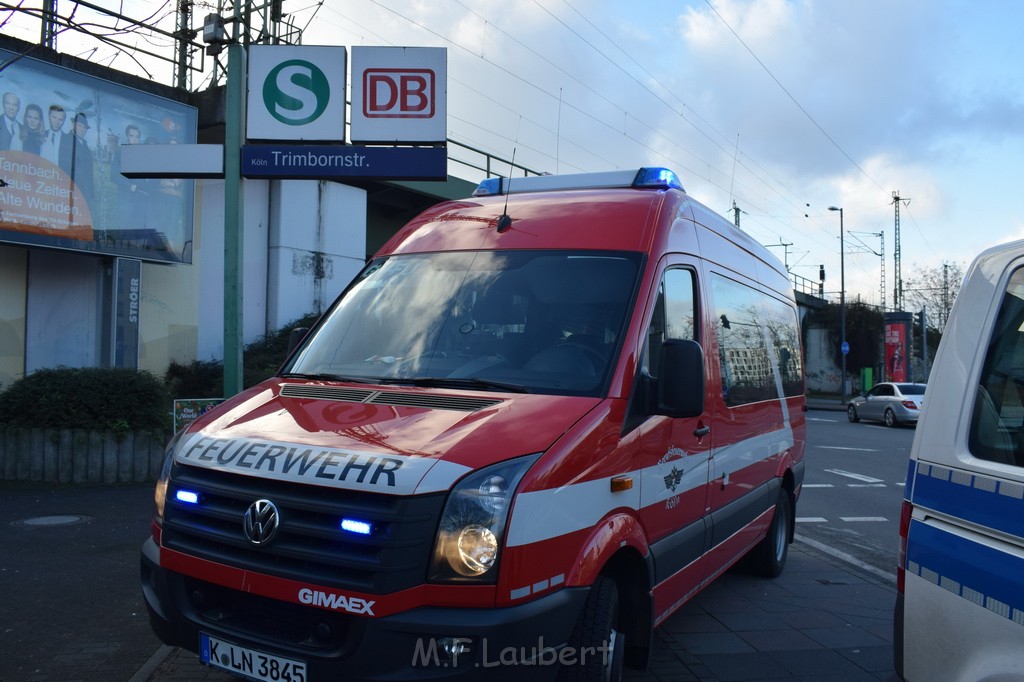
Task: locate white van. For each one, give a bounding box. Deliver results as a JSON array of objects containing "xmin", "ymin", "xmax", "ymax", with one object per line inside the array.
[{"xmin": 896, "ymin": 239, "xmax": 1024, "ymax": 680}]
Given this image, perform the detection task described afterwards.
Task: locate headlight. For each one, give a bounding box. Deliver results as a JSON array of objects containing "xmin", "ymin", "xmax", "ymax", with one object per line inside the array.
[
  {"xmin": 153, "ymin": 431, "xmax": 184, "ymax": 521},
  {"xmin": 429, "ymin": 454, "xmax": 538, "ymax": 583}
]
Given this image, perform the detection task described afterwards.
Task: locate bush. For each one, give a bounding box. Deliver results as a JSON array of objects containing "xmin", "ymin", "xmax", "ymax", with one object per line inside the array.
[
  {"xmin": 0, "ymin": 314, "xmax": 323, "ymax": 430},
  {"xmin": 0, "ymin": 366, "xmax": 171, "ymax": 431},
  {"xmin": 164, "ymin": 313, "xmax": 321, "ymax": 399}
]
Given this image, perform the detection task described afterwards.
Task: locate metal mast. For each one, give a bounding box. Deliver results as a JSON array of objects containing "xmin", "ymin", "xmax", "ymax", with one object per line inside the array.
[{"xmin": 893, "ymin": 191, "xmax": 903, "ymax": 310}]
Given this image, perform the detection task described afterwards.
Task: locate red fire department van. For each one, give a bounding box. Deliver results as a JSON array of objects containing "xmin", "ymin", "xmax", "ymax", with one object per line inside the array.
[{"xmin": 141, "ymin": 167, "xmax": 806, "ymax": 681}]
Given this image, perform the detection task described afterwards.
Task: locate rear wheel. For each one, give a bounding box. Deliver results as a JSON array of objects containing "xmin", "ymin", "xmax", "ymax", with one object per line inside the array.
[
  {"xmin": 748, "ymin": 488, "xmax": 791, "ymax": 578},
  {"xmin": 884, "ymin": 408, "xmax": 898, "ymax": 427},
  {"xmin": 847, "ymin": 404, "xmax": 860, "ymax": 423},
  {"xmin": 558, "ymin": 576, "xmax": 625, "ymax": 682}
]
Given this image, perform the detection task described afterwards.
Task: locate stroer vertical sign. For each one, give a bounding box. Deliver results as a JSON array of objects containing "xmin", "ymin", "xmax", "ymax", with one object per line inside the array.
[{"xmin": 113, "ymin": 257, "xmax": 141, "ymax": 369}]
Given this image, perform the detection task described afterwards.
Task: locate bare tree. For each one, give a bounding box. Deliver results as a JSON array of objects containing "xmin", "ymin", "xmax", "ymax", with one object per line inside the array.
[{"xmin": 902, "ymin": 260, "xmax": 965, "ymax": 330}]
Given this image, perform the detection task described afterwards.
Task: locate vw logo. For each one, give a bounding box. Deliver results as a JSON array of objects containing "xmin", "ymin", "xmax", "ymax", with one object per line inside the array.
[{"xmin": 243, "ymin": 499, "xmax": 280, "ymax": 546}]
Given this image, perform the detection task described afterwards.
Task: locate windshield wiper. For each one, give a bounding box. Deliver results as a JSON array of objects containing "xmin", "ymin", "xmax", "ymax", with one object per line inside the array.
[
  {"xmin": 378, "ymin": 376, "xmax": 530, "ymax": 394},
  {"xmin": 280, "ymin": 372, "xmax": 379, "ymax": 384}
]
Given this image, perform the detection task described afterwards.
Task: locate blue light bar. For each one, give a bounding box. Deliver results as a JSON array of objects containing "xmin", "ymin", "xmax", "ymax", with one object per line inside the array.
[
  {"xmin": 341, "ymin": 518, "xmax": 372, "ymax": 535},
  {"xmin": 473, "ymin": 177, "xmax": 502, "ymax": 196},
  {"xmin": 472, "ymin": 168, "xmax": 685, "ymax": 197},
  {"xmin": 175, "ymin": 489, "xmax": 199, "ymax": 505},
  {"xmin": 632, "ymin": 167, "xmax": 684, "ymax": 191}
]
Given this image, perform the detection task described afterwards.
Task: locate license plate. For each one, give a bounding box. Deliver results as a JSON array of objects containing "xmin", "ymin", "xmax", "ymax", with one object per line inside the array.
[{"xmin": 200, "ymin": 633, "xmax": 307, "ymax": 682}]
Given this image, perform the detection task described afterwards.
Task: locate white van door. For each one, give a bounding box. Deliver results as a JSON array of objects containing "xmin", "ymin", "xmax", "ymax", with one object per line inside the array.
[{"xmin": 900, "ymin": 260, "xmax": 1024, "ymax": 680}]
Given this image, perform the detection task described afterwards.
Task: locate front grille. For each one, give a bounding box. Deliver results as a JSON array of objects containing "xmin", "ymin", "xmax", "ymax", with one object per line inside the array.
[
  {"xmin": 174, "ymin": 575, "xmax": 365, "ymax": 653},
  {"xmin": 162, "ymin": 463, "xmax": 445, "ymax": 594}
]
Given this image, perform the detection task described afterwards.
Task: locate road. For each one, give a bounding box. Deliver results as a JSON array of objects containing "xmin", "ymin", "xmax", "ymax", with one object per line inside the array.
[
  {"xmin": 797, "ymin": 409, "xmax": 915, "ymax": 578},
  {"xmin": 1, "ymin": 411, "xmax": 905, "ymax": 681}
]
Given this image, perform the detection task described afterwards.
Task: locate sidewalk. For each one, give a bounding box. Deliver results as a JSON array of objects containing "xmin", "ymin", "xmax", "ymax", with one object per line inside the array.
[
  {"xmin": 143, "ymin": 543, "xmax": 897, "ymax": 682},
  {"xmin": 806, "ymin": 397, "xmax": 847, "ymax": 412}
]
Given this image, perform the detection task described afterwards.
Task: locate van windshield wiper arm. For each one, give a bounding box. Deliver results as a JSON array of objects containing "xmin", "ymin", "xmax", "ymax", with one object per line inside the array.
[
  {"xmin": 280, "ymin": 372, "xmax": 379, "ymax": 384},
  {"xmin": 378, "ymin": 376, "xmax": 530, "ymax": 394}
]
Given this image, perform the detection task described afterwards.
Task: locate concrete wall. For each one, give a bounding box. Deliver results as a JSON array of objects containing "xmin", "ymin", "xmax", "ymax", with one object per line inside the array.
[
  {"xmin": 1, "ymin": 177, "xmax": 367, "ymax": 389},
  {"xmin": 25, "ymin": 250, "xmax": 104, "ymax": 373},
  {"xmin": 266, "ymin": 180, "xmax": 367, "ymax": 331},
  {"xmin": 0, "ymin": 246, "xmax": 27, "ymax": 387}
]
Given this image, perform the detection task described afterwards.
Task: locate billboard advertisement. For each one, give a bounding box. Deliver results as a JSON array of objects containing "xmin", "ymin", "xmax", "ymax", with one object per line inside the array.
[
  {"xmin": 0, "ymin": 49, "xmax": 197, "ymax": 263},
  {"xmin": 884, "ymin": 317, "xmax": 909, "ymax": 382}
]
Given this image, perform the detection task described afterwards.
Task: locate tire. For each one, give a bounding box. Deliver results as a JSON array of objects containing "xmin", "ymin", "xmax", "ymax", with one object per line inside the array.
[
  {"xmin": 748, "ymin": 488, "xmax": 792, "ymax": 578},
  {"xmin": 847, "ymin": 404, "xmax": 860, "ymax": 423},
  {"xmin": 884, "ymin": 408, "xmax": 898, "ymax": 427},
  {"xmin": 558, "ymin": 576, "xmax": 625, "ymax": 682}
]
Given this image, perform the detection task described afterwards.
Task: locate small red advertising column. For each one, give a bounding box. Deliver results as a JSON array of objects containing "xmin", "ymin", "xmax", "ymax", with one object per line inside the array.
[{"xmin": 884, "ymin": 311, "xmax": 914, "ymax": 382}]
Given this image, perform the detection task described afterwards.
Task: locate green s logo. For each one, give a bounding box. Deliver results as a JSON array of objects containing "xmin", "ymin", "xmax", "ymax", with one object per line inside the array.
[{"xmin": 263, "ymin": 59, "xmax": 330, "ymax": 126}]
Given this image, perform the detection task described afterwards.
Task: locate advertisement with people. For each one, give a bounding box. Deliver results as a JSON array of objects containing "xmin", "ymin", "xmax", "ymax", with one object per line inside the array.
[
  {"xmin": 0, "ymin": 49, "xmax": 197, "ymax": 263},
  {"xmin": 885, "ymin": 319, "xmax": 908, "ymax": 382}
]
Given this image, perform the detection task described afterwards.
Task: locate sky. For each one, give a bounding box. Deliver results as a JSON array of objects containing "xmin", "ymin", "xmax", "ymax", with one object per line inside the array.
[{"xmin": 3, "ymin": 0, "xmax": 1023, "ymax": 306}]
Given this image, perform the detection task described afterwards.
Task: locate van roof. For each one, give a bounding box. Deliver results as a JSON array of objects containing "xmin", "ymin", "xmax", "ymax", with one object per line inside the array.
[{"xmin": 378, "ymin": 168, "xmax": 788, "ymax": 286}]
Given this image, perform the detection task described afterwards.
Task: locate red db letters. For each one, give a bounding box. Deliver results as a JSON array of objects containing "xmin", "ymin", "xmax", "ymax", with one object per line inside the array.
[{"xmin": 363, "ymin": 69, "xmax": 435, "ymax": 118}]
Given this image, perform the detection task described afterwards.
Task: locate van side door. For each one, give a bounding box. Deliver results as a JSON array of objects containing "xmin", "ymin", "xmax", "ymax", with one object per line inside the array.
[
  {"xmin": 636, "ymin": 263, "xmax": 715, "ymax": 621},
  {"xmin": 705, "ymin": 273, "xmax": 789, "ymax": 568}
]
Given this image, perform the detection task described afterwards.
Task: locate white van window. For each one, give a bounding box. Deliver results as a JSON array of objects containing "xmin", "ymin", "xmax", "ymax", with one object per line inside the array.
[
  {"xmin": 286, "ymin": 250, "xmax": 642, "ymax": 397},
  {"xmin": 969, "ymin": 267, "xmax": 1024, "ymax": 466}
]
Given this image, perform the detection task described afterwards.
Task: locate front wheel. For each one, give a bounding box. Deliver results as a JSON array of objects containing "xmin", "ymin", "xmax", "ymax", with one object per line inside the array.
[
  {"xmin": 748, "ymin": 488, "xmax": 792, "ymax": 578},
  {"xmin": 558, "ymin": 576, "xmax": 625, "ymax": 682},
  {"xmin": 847, "ymin": 404, "xmax": 860, "ymax": 423},
  {"xmin": 884, "ymin": 408, "xmax": 898, "ymax": 427}
]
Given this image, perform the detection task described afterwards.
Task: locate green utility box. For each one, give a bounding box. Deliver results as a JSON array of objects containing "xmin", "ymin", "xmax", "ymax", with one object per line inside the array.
[{"xmin": 860, "ymin": 368, "xmax": 873, "ymax": 393}]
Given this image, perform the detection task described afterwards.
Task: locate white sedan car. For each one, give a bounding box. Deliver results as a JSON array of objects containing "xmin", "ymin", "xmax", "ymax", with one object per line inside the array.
[{"xmin": 847, "ymin": 382, "xmax": 926, "ymax": 426}]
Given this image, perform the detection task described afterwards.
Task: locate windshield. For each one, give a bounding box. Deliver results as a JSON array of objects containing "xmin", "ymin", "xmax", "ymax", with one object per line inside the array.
[
  {"xmin": 897, "ymin": 384, "xmax": 925, "ymax": 395},
  {"xmin": 286, "ymin": 250, "xmax": 643, "ymax": 396}
]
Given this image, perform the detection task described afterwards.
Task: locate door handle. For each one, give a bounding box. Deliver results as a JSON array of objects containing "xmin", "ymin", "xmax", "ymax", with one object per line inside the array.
[{"xmin": 693, "ymin": 425, "xmax": 710, "ymax": 438}]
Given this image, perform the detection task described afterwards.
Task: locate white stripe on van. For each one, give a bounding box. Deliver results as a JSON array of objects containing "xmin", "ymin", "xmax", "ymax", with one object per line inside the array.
[{"xmin": 507, "ymin": 427, "xmax": 792, "ymax": 548}]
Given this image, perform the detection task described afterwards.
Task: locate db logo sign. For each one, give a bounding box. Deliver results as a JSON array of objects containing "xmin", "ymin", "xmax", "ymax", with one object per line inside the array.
[
  {"xmin": 350, "ymin": 46, "xmax": 446, "ymax": 144},
  {"xmin": 363, "ymin": 69, "xmax": 435, "ymax": 119},
  {"xmin": 263, "ymin": 59, "xmax": 331, "ymax": 126}
]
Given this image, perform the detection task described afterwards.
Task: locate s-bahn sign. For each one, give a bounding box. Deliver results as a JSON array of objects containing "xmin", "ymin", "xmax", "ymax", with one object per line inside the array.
[{"xmin": 246, "ymin": 45, "xmax": 347, "ymax": 142}]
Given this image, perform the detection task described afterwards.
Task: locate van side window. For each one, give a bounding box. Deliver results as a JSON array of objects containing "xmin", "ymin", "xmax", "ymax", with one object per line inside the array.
[
  {"xmin": 763, "ymin": 294, "xmax": 804, "ymax": 397},
  {"xmin": 969, "ymin": 267, "xmax": 1024, "ymax": 467},
  {"xmin": 646, "ymin": 268, "xmax": 696, "ymax": 377},
  {"xmin": 711, "ymin": 274, "xmax": 801, "ymax": 406}
]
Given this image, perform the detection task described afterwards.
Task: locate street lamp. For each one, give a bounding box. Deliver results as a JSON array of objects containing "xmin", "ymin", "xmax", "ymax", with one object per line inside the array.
[{"xmin": 828, "ymin": 206, "xmax": 846, "ymax": 401}]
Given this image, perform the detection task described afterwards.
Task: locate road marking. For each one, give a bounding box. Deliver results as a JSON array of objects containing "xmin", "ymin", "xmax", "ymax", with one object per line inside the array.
[
  {"xmin": 839, "ymin": 516, "xmax": 888, "ymax": 522},
  {"xmin": 818, "ymin": 445, "xmax": 879, "ymax": 452},
  {"xmin": 825, "ymin": 468, "xmax": 884, "ymax": 483},
  {"xmin": 848, "ymin": 483, "xmax": 887, "ymax": 488},
  {"xmin": 803, "ymin": 483, "xmax": 834, "ymax": 488},
  {"xmin": 807, "ymin": 417, "xmax": 837, "ymax": 422},
  {"xmin": 796, "ymin": 534, "xmax": 896, "ymax": 582},
  {"xmin": 796, "ymin": 517, "xmax": 828, "ymax": 523}
]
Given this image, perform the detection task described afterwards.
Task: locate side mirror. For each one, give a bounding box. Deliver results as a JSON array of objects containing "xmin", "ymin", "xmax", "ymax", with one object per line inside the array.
[
  {"xmin": 287, "ymin": 327, "xmax": 309, "ymax": 357},
  {"xmin": 656, "ymin": 339, "xmax": 705, "ymax": 418}
]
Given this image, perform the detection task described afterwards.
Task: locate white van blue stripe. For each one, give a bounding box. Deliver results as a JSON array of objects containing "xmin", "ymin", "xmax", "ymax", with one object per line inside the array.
[
  {"xmin": 906, "ymin": 520, "xmax": 1024, "ymax": 626},
  {"xmin": 911, "ymin": 462, "xmax": 1024, "ymax": 539}
]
